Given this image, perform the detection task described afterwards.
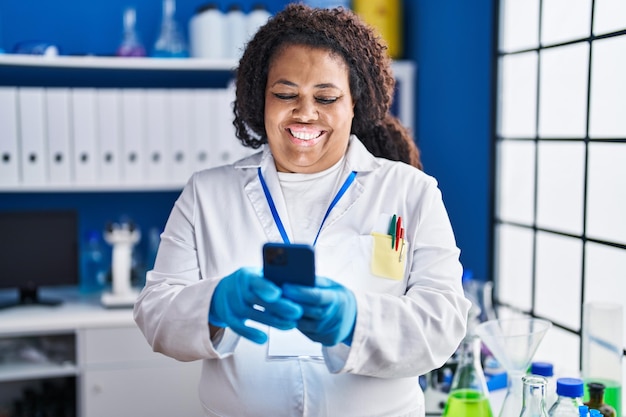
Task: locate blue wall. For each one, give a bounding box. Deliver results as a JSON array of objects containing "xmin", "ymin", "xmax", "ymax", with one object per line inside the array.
[
  {"xmin": 0, "ymin": 0, "xmax": 494, "ymax": 281},
  {"xmin": 406, "ymin": 1, "xmax": 495, "ymax": 280}
]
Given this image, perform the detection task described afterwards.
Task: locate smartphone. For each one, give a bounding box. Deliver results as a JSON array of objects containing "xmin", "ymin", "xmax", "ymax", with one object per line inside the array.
[{"xmin": 262, "ymin": 243, "xmax": 315, "ymax": 287}]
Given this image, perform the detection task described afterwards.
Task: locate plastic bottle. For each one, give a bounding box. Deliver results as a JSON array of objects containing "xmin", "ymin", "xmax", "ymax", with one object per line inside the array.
[
  {"xmin": 152, "ymin": 0, "xmax": 188, "ymax": 58},
  {"xmin": 246, "ymin": 4, "xmax": 271, "ymax": 42},
  {"xmin": 189, "ymin": 3, "xmax": 224, "ymax": 59},
  {"xmin": 80, "ymin": 230, "xmax": 108, "ymax": 293},
  {"xmin": 548, "ymin": 378, "xmax": 585, "ymax": 417},
  {"xmin": 584, "ymin": 382, "xmax": 617, "ymax": 417},
  {"xmin": 116, "ymin": 7, "xmax": 146, "ymax": 57},
  {"xmin": 225, "ymin": 4, "xmax": 246, "ymax": 60},
  {"xmin": 519, "ymin": 375, "xmax": 550, "ymax": 417},
  {"xmin": 531, "ymin": 362, "xmax": 558, "ymax": 409},
  {"xmin": 352, "ymin": 0, "xmax": 402, "ymax": 58},
  {"xmin": 303, "ymin": 1, "xmax": 351, "ymax": 9}
]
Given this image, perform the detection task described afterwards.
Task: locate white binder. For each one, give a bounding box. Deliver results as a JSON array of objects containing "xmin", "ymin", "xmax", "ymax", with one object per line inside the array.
[
  {"xmin": 18, "ymin": 87, "xmax": 48, "ymax": 185},
  {"xmin": 168, "ymin": 89, "xmax": 193, "ymax": 184},
  {"xmin": 96, "ymin": 89, "xmax": 122, "ymax": 185},
  {"xmin": 214, "ymin": 85, "xmax": 253, "ymax": 166},
  {"xmin": 145, "ymin": 89, "xmax": 170, "ymax": 184},
  {"xmin": 0, "ymin": 87, "xmax": 20, "ymax": 186},
  {"xmin": 120, "ymin": 89, "xmax": 147, "ymax": 184},
  {"xmin": 212, "ymin": 88, "xmax": 236, "ymax": 167},
  {"xmin": 45, "ymin": 88, "xmax": 72, "ymax": 185},
  {"xmin": 191, "ymin": 89, "xmax": 215, "ymax": 172},
  {"xmin": 71, "ymin": 88, "xmax": 99, "ymax": 184}
]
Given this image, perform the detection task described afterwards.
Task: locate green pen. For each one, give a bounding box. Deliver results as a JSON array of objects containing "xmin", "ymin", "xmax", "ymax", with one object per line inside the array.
[{"xmin": 389, "ymin": 214, "xmax": 397, "ymax": 248}]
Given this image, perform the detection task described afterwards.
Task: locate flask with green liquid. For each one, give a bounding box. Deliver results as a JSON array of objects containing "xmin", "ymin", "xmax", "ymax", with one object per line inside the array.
[{"xmin": 442, "ymin": 329, "xmax": 494, "ymax": 417}]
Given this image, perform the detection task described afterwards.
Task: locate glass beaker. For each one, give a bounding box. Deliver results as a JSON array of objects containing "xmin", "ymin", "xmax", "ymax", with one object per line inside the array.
[
  {"xmin": 581, "ymin": 302, "xmax": 623, "ymax": 417},
  {"xmin": 442, "ymin": 333, "xmax": 494, "ymax": 417},
  {"xmin": 475, "ymin": 318, "xmax": 552, "ymax": 417},
  {"xmin": 519, "ymin": 375, "xmax": 549, "ymax": 417}
]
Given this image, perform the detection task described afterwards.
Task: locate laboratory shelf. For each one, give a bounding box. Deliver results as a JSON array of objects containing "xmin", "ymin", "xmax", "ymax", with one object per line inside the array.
[
  {"xmin": 0, "ymin": 362, "xmax": 78, "ymax": 383},
  {"xmin": 0, "ymin": 182, "xmax": 185, "ymax": 193},
  {"xmin": 0, "ymin": 54, "xmax": 238, "ymax": 71}
]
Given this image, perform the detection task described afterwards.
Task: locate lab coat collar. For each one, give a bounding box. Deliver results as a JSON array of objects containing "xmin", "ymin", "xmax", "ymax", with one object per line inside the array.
[{"xmin": 239, "ymin": 135, "xmax": 376, "ymax": 243}]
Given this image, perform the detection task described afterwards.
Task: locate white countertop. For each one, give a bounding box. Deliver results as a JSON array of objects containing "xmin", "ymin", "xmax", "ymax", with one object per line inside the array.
[{"xmin": 0, "ymin": 287, "xmax": 136, "ymax": 335}]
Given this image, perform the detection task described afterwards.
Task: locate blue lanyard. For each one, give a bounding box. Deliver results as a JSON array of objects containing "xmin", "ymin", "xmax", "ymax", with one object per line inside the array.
[{"xmin": 257, "ymin": 167, "xmax": 357, "ymax": 246}]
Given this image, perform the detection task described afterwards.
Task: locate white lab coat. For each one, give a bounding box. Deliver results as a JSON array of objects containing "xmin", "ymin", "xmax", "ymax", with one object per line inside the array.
[{"xmin": 134, "ymin": 136, "xmax": 470, "ymax": 417}]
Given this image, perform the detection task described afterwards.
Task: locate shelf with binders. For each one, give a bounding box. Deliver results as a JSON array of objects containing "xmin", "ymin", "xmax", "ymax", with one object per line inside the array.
[{"xmin": 0, "ymin": 56, "xmax": 415, "ymax": 192}]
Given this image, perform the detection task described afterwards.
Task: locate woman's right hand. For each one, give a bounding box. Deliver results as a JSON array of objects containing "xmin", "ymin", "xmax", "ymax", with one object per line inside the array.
[{"xmin": 208, "ymin": 267, "xmax": 303, "ymax": 344}]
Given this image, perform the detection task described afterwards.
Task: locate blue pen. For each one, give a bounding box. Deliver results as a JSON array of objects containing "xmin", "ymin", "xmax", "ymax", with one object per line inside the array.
[{"xmin": 388, "ymin": 214, "xmax": 397, "ymax": 248}]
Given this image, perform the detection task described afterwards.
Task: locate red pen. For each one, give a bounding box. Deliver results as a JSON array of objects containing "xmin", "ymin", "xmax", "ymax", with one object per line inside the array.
[{"xmin": 395, "ymin": 216, "xmax": 402, "ymax": 251}]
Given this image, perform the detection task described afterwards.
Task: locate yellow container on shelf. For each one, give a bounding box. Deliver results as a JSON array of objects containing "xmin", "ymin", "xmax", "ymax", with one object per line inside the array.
[{"xmin": 352, "ymin": 0, "xmax": 402, "ymax": 59}]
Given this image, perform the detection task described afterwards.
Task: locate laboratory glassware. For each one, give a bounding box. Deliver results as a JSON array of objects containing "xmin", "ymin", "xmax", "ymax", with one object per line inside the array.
[
  {"xmin": 548, "ymin": 378, "xmax": 584, "ymax": 417},
  {"xmin": 476, "ymin": 318, "xmax": 552, "ymax": 417},
  {"xmin": 116, "ymin": 7, "xmax": 146, "ymax": 57},
  {"xmin": 531, "ymin": 362, "xmax": 558, "ymax": 409},
  {"xmin": 442, "ymin": 332, "xmax": 493, "ymax": 417},
  {"xmin": 152, "ymin": 0, "xmax": 188, "ymax": 57},
  {"xmin": 584, "ymin": 382, "xmax": 617, "ymax": 417},
  {"xmin": 519, "ymin": 375, "xmax": 550, "ymax": 417},
  {"xmin": 582, "ymin": 302, "xmax": 623, "ymax": 417}
]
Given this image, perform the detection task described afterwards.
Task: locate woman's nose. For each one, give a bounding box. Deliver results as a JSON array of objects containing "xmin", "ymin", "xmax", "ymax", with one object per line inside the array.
[{"xmin": 292, "ymin": 98, "xmax": 318, "ymax": 121}]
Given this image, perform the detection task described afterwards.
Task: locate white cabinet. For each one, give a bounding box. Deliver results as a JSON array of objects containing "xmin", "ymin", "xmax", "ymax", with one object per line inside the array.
[
  {"xmin": 0, "ymin": 290, "xmax": 203, "ymax": 417},
  {"xmin": 79, "ymin": 327, "xmax": 202, "ymax": 417}
]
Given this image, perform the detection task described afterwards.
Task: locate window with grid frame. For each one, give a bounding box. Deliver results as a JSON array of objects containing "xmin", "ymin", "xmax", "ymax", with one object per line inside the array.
[{"xmin": 492, "ymin": 0, "xmax": 625, "ymax": 411}]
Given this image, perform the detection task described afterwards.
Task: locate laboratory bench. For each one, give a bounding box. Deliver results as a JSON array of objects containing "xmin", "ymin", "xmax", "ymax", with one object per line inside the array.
[{"xmin": 0, "ymin": 287, "xmax": 203, "ymax": 417}]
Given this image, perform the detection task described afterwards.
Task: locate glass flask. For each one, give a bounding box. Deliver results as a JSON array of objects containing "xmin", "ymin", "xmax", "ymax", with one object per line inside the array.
[
  {"xmin": 442, "ymin": 333, "xmax": 494, "ymax": 417},
  {"xmin": 520, "ymin": 375, "xmax": 550, "ymax": 417}
]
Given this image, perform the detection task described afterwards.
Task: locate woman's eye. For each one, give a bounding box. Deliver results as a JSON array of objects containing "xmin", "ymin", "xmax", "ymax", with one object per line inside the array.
[
  {"xmin": 273, "ymin": 93, "xmax": 296, "ymax": 100},
  {"xmin": 316, "ymin": 97, "xmax": 338, "ymax": 104}
]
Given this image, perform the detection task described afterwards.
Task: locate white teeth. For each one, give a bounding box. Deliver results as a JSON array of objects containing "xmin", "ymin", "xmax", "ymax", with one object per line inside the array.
[{"xmin": 290, "ymin": 129, "xmax": 321, "ymax": 140}]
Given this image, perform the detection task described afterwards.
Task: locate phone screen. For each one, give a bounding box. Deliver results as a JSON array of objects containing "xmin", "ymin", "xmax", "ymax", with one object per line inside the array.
[{"xmin": 263, "ymin": 243, "xmax": 315, "ymax": 287}]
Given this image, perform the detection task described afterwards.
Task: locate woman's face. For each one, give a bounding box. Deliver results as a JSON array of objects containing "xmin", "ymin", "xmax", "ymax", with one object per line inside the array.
[{"xmin": 264, "ymin": 44, "xmax": 354, "ymax": 173}]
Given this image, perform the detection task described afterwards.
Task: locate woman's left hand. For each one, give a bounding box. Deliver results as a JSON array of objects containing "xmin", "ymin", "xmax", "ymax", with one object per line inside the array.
[{"xmin": 282, "ymin": 276, "xmax": 357, "ymax": 347}]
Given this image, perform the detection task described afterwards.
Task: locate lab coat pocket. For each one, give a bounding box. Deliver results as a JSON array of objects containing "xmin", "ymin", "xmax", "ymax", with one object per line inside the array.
[{"xmin": 370, "ymin": 232, "xmax": 407, "ymax": 280}]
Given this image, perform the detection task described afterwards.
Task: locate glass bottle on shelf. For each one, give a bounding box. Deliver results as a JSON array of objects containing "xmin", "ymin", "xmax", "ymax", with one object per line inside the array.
[
  {"xmin": 519, "ymin": 375, "xmax": 550, "ymax": 417},
  {"xmin": 583, "ymin": 382, "xmax": 616, "ymax": 417},
  {"xmin": 152, "ymin": 0, "xmax": 188, "ymax": 58},
  {"xmin": 116, "ymin": 7, "xmax": 146, "ymax": 57},
  {"xmin": 548, "ymin": 378, "xmax": 585, "ymax": 417}
]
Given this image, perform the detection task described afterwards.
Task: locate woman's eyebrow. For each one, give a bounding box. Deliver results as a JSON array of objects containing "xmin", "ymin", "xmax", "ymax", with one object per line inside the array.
[{"xmin": 270, "ymin": 79, "xmax": 340, "ymax": 89}]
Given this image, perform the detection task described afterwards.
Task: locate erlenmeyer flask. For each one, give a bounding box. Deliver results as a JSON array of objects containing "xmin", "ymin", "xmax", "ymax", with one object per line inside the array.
[
  {"xmin": 442, "ymin": 333, "xmax": 494, "ymax": 417},
  {"xmin": 476, "ymin": 318, "xmax": 552, "ymax": 417}
]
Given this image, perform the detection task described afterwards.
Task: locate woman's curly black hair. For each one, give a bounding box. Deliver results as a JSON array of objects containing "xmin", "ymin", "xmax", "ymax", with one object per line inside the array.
[{"xmin": 233, "ymin": 3, "xmax": 422, "ymax": 169}]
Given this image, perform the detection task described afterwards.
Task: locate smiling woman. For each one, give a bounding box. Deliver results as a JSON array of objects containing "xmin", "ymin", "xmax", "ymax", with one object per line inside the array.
[{"xmin": 133, "ymin": 4, "xmax": 470, "ymax": 417}]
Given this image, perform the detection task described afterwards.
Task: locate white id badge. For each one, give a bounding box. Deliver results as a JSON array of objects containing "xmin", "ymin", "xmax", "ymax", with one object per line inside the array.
[{"xmin": 267, "ymin": 328, "xmax": 323, "ymax": 359}]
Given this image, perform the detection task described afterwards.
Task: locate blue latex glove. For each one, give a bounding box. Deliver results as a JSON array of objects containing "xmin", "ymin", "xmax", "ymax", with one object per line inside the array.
[
  {"xmin": 209, "ymin": 267, "xmax": 303, "ymax": 344},
  {"xmin": 282, "ymin": 276, "xmax": 357, "ymax": 347}
]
